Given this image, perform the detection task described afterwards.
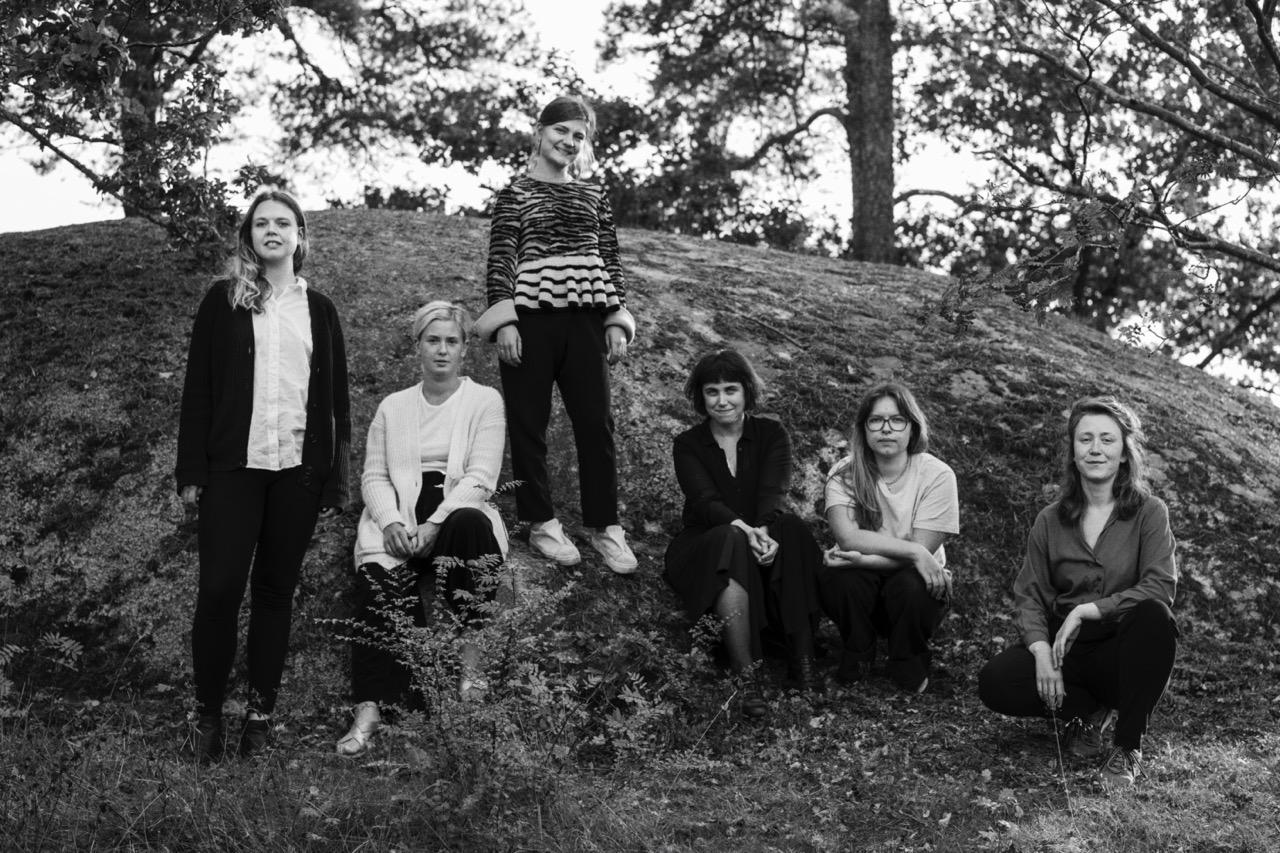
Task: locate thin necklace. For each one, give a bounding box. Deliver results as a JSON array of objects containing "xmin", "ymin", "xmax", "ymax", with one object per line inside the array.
[{"xmin": 880, "ymin": 457, "xmax": 910, "ymax": 487}]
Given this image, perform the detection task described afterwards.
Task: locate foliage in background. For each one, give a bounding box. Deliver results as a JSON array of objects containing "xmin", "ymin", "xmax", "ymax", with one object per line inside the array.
[
  {"xmin": 601, "ymin": 0, "xmax": 901, "ymax": 262},
  {"xmin": 0, "ymin": 0, "xmax": 558, "ymax": 255},
  {"xmin": 912, "ymin": 0, "xmax": 1280, "ymax": 384}
]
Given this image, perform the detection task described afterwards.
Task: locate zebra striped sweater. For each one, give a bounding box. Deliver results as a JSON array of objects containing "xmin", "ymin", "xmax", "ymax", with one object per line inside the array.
[{"xmin": 485, "ymin": 176, "xmax": 627, "ymax": 313}]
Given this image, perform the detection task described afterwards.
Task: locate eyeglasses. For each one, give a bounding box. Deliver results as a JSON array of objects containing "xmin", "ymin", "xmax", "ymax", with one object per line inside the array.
[{"xmin": 865, "ymin": 415, "xmax": 910, "ymax": 432}]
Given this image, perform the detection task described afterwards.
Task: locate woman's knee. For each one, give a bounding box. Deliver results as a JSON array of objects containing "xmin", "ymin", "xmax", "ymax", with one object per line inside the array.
[
  {"xmin": 1122, "ymin": 598, "xmax": 1178, "ymax": 639},
  {"xmin": 442, "ymin": 507, "xmax": 492, "ymax": 536},
  {"xmin": 883, "ymin": 567, "xmax": 934, "ymax": 607},
  {"xmin": 976, "ymin": 658, "xmax": 1003, "ymax": 711},
  {"xmin": 977, "ymin": 650, "xmax": 1027, "ymax": 714}
]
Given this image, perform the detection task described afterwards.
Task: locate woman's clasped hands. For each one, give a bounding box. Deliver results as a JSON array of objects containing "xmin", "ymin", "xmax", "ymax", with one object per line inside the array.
[
  {"xmin": 382, "ymin": 521, "xmax": 441, "ymax": 560},
  {"xmin": 731, "ymin": 519, "xmax": 778, "ymax": 566}
]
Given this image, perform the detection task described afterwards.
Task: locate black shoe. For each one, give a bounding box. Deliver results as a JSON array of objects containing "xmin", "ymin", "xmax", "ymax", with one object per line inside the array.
[
  {"xmin": 192, "ymin": 714, "xmax": 223, "ymax": 763},
  {"xmin": 887, "ymin": 655, "xmax": 930, "ymax": 694},
  {"xmin": 835, "ymin": 653, "xmax": 871, "ymax": 685},
  {"xmin": 735, "ymin": 670, "xmax": 769, "ymax": 719},
  {"xmin": 787, "ymin": 654, "xmax": 826, "ymax": 693},
  {"xmin": 740, "ymin": 683, "xmax": 768, "ymax": 719},
  {"xmin": 238, "ymin": 716, "xmax": 272, "ymax": 758}
]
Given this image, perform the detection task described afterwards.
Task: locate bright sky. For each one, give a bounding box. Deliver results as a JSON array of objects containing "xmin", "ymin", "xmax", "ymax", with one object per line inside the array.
[
  {"xmin": 0, "ymin": 0, "xmax": 975, "ymax": 233},
  {"xmin": 0, "ymin": 0, "xmax": 617, "ymax": 232}
]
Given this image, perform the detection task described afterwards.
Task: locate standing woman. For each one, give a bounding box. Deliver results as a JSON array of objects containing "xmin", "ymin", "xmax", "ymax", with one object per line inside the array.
[
  {"xmin": 176, "ymin": 189, "xmax": 350, "ymax": 760},
  {"xmin": 337, "ymin": 301, "xmax": 508, "ymax": 757},
  {"xmin": 475, "ymin": 94, "xmax": 638, "ymax": 575},
  {"xmin": 664, "ymin": 350, "xmax": 824, "ymax": 718},
  {"xmin": 819, "ymin": 382, "xmax": 959, "ymax": 693},
  {"xmin": 978, "ymin": 397, "xmax": 1177, "ymax": 789}
]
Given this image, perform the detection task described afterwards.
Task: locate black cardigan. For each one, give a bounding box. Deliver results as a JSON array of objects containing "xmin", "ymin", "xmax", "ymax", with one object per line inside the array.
[{"xmin": 174, "ymin": 281, "xmax": 351, "ymax": 508}]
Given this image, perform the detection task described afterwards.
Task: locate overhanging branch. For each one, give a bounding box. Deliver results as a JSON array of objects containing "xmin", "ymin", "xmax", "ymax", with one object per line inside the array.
[
  {"xmin": 0, "ymin": 106, "xmax": 167, "ymax": 229},
  {"xmin": 1008, "ymin": 39, "xmax": 1280, "ymax": 175},
  {"xmin": 1095, "ymin": 0, "xmax": 1280, "ymax": 130},
  {"xmin": 725, "ymin": 106, "xmax": 847, "ymax": 170}
]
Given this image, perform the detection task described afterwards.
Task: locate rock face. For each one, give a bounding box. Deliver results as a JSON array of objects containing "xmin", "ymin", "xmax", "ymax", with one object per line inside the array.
[{"xmin": 1, "ymin": 210, "xmax": 1277, "ymax": 685}]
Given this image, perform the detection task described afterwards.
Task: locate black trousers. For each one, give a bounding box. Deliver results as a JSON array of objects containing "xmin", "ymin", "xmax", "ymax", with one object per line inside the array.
[
  {"xmin": 498, "ymin": 311, "xmax": 617, "ymax": 527},
  {"xmin": 192, "ymin": 466, "xmax": 321, "ymax": 717},
  {"xmin": 977, "ymin": 598, "xmax": 1178, "ymax": 750},
  {"xmin": 818, "ymin": 564, "xmax": 944, "ymax": 689},
  {"xmin": 350, "ymin": 472, "xmax": 502, "ymax": 706}
]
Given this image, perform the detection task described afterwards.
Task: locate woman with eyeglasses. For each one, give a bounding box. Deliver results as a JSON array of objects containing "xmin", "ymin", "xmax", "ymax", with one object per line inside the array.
[{"xmin": 818, "ymin": 382, "xmax": 958, "ymax": 693}]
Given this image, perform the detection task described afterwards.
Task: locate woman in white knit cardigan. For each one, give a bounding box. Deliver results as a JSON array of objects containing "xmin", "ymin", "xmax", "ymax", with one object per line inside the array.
[{"xmin": 337, "ymin": 301, "xmax": 508, "ymax": 756}]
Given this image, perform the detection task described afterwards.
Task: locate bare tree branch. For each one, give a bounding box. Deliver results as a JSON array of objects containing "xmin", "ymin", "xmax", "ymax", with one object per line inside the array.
[
  {"xmin": 1008, "ymin": 38, "xmax": 1280, "ymax": 174},
  {"xmin": 893, "ymin": 188, "xmax": 1062, "ymax": 216},
  {"xmin": 1239, "ymin": 0, "xmax": 1280, "ymax": 84},
  {"xmin": 724, "ymin": 106, "xmax": 848, "ymax": 170},
  {"xmin": 1095, "ymin": 0, "xmax": 1280, "ymax": 130},
  {"xmin": 0, "ymin": 105, "xmax": 167, "ymax": 230},
  {"xmin": 1196, "ymin": 286, "xmax": 1280, "ymax": 366},
  {"xmin": 273, "ymin": 9, "xmax": 340, "ymax": 89}
]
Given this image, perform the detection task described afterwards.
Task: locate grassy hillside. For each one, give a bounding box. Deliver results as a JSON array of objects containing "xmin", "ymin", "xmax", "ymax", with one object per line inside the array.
[{"xmin": 2, "ymin": 211, "xmax": 1278, "ymax": 851}]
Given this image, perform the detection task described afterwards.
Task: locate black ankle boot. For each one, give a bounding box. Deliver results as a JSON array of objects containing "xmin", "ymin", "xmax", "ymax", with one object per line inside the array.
[
  {"xmin": 193, "ymin": 714, "xmax": 223, "ymax": 764},
  {"xmin": 238, "ymin": 715, "xmax": 272, "ymax": 758},
  {"xmin": 788, "ymin": 653, "xmax": 825, "ymax": 693},
  {"xmin": 835, "ymin": 652, "xmax": 871, "ymax": 685}
]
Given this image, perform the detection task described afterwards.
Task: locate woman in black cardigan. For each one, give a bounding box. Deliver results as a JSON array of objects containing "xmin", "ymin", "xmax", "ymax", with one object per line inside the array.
[
  {"xmin": 664, "ymin": 350, "xmax": 823, "ymax": 718},
  {"xmin": 176, "ymin": 189, "xmax": 350, "ymax": 761}
]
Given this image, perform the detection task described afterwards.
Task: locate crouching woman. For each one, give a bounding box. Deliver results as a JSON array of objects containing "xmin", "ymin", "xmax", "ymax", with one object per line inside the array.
[{"xmin": 978, "ymin": 396, "xmax": 1177, "ymax": 789}]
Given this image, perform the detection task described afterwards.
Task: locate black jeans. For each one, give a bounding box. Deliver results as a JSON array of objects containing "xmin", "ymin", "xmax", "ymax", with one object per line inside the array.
[
  {"xmin": 977, "ymin": 598, "xmax": 1178, "ymax": 750},
  {"xmin": 498, "ymin": 311, "xmax": 617, "ymax": 527},
  {"xmin": 818, "ymin": 564, "xmax": 944, "ymax": 689},
  {"xmin": 192, "ymin": 466, "xmax": 321, "ymax": 717},
  {"xmin": 350, "ymin": 471, "xmax": 502, "ymax": 706}
]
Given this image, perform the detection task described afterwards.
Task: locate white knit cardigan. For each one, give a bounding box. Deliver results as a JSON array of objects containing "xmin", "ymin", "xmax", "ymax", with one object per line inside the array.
[{"xmin": 353, "ymin": 378, "xmax": 508, "ymax": 569}]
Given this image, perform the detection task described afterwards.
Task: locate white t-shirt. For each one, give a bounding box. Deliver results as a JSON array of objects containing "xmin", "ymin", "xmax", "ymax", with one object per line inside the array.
[
  {"xmin": 824, "ymin": 452, "xmax": 960, "ymax": 566},
  {"xmin": 417, "ymin": 388, "xmax": 460, "ymax": 474}
]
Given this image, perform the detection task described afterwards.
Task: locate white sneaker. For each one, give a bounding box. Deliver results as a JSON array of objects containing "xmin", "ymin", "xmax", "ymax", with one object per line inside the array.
[
  {"xmin": 589, "ymin": 525, "xmax": 638, "ymax": 575},
  {"xmin": 529, "ymin": 518, "xmax": 581, "ymax": 566}
]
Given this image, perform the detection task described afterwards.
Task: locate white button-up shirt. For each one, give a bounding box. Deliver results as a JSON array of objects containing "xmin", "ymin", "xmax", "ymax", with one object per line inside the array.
[{"xmin": 246, "ymin": 277, "xmax": 313, "ymax": 470}]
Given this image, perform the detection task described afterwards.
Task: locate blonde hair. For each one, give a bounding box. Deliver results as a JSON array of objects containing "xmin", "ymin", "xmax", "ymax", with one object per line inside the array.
[
  {"xmin": 225, "ymin": 189, "xmax": 308, "ymax": 313},
  {"xmin": 412, "ymin": 300, "xmax": 473, "ymax": 341}
]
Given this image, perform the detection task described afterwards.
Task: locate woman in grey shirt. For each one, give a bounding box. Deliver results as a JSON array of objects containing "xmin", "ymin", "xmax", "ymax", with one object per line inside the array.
[{"xmin": 978, "ymin": 396, "xmax": 1177, "ymax": 790}]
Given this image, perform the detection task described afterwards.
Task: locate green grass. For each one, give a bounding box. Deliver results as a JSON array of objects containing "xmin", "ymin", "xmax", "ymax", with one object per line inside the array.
[{"xmin": 2, "ymin": 212, "xmax": 1279, "ymax": 851}]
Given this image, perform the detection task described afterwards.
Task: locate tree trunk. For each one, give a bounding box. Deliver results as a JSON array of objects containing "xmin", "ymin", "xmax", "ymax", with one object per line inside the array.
[
  {"xmin": 117, "ymin": 25, "xmax": 165, "ymax": 218},
  {"xmin": 843, "ymin": 0, "xmax": 896, "ymax": 263}
]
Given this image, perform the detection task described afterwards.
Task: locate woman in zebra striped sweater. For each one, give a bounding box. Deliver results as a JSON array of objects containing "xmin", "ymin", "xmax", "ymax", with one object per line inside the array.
[{"xmin": 475, "ymin": 95, "xmax": 639, "ymax": 575}]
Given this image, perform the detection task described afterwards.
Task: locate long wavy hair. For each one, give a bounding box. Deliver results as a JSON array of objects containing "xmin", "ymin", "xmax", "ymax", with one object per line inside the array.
[
  {"xmin": 833, "ymin": 382, "xmax": 931, "ymax": 531},
  {"xmin": 528, "ymin": 95, "xmax": 598, "ymax": 179},
  {"xmin": 224, "ymin": 189, "xmax": 308, "ymax": 313},
  {"xmin": 1056, "ymin": 396, "xmax": 1150, "ymax": 524}
]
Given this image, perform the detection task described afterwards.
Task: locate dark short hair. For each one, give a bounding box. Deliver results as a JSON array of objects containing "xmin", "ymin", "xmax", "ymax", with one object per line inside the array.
[{"xmin": 683, "ymin": 349, "xmax": 763, "ymax": 416}]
